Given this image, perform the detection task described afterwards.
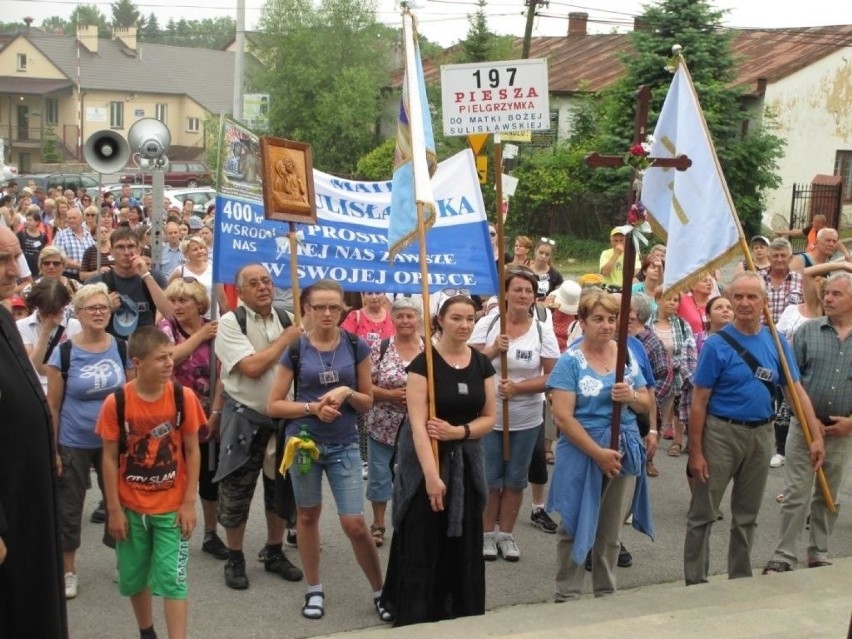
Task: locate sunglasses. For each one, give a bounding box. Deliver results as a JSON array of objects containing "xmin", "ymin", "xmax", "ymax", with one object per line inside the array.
[
  {"xmin": 540, "ymin": 237, "xmax": 556, "ymax": 246},
  {"xmin": 442, "ymin": 287, "xmax": 471, "ymax": 297},
  {"xmin": 41, "ymin": 260, "xmax": 63, "ymax": 266}
]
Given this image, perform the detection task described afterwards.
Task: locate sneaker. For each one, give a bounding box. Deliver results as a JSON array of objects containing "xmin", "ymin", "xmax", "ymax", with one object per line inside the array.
[
  {"xmin": 496, "ymin": 535, "xmax": 520, "ymax": 562},
  {"xmin": 483, "ymin": 534, "xmax": 498, "ymax": 561},
  {"xmin": 770, "ymin": 453, "xmax": 785, "ymax": 468},
  {"xmin": 618, "ymin": 543, "xmax": 633, "ymax": 568},
  {"xmin": 530, "ymin": 508, "xmax": 557, "ymax": 534},
  {"xmin": 361, "ymin": 462, "xmax": 369, "ymax": 480},
  {"xmin": 285, "ymin": 529, "xmax": 298, "ymax": 548},
  {"xmin": 64, "ymin": 572, "xmax": 78, "ymax": 599},
  {"xmin": 265, "ymin": 551, "xmax": 303, "ymax": 582},
  {"xmin": 202, "ymin": 533, "xmax": 229, "ymax": 560},
  {"xmin": 224, "ymin": 560, "xmax": 249, "ymax": 590},
  {"xmin": 90, "ymin": 499, "xmax": 107, "ymax": 524}
]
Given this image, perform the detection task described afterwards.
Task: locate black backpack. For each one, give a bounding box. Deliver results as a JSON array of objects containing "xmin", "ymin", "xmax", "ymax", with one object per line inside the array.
[{"xmin": 113, "ymin": 382, "xmax": 184, "ymax": 454}]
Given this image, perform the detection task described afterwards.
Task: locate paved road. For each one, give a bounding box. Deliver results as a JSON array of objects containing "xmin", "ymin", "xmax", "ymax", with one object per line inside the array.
[{"xmin": 67, "ymin": 446, "xmax": 852, "ymax": 638}]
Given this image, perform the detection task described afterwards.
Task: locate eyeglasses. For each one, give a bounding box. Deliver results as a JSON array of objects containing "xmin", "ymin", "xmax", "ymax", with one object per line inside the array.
[
  {"xmin": 81, "ymin": 304, "xmax": 110, "ymax": 315},
  {"xmin": 113, "ymin": 243, "xmax": 138, "ymax": 252},
  {"xmin": 442, "ymin": 287, "xmax": 471, "ymax": 297},
  {"xmin": 540, "ymin": 237, "xmax": 556, "ymax": 246},
  {"xmin": 41, "ymin": 260, "xmax": 63, "ymax": 266},
  {"xmin": 311, "ymin": 304, "xmax": 343, "ymax": 313},
  {"xmin": 241, "ymin": 277, "xmax": 272, "ymax": 290}
]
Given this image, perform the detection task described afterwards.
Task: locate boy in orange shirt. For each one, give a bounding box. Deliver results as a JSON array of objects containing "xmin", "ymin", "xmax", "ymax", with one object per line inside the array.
[{"xmin": 97, "ymin": 326, "xmax": 204, "ymax": 639}]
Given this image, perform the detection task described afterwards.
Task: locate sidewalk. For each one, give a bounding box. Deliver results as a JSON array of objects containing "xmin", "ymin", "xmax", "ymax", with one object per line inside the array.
[{"xmin": 326, "ymin": 557, "xmax": 852, "ymax": 639}]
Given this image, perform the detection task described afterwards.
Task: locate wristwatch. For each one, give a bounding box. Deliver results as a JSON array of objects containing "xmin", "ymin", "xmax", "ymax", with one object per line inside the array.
[{"xmin": 303, "ymin": 402, "xmax": 312, "ymax": 415}]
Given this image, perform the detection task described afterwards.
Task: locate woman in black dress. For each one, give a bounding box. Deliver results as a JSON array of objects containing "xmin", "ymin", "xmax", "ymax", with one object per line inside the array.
[{"xmin": 381, "ymin": 295, "xmax": 497, "ymax": 626}]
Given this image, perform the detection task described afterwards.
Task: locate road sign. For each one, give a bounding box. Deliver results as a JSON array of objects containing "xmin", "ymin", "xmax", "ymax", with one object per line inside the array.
[
  {"xmin": 441, "ymin": 59, "xmax": 550, "ymax": 137},
  {"xmin": 467, "ymin": 134, "xmax": 489, "ymax": 155},
  {"xmin": 475, "ymin": 155, "xmax": 488, "ymax": 184}
]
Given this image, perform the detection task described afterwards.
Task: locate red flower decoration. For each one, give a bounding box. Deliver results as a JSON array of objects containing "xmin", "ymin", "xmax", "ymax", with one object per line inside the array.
[{"xmin": 629, "ymin": 143, "xmax": 647, "ymax": 157}]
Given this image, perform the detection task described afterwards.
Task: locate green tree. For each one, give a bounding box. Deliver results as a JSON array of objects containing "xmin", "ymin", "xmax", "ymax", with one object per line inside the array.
[
  {"xmin": 255, "ymin": 0, "xmax": 394, "ymax": 174},
  {"xmin": 140, "ymin": 12, "xmax": 159, "ymax": 41},
  {"xmin": 111, "ymin": 0, "xmax": 140, "ymax": 28},
  {"xmin": 67, "ymin": 5, "xmax": 111, "ymax": 38},
  {"xmin": 40, "ymin": 17, "xmax": 69, "ymax": 34},
  {"xmin": 593, "ymin": 0, "xmax": 784, "ymax": 235},
  {"xmin": 455, "ymin": 0, "xmax": 516, "ymax": 63}
]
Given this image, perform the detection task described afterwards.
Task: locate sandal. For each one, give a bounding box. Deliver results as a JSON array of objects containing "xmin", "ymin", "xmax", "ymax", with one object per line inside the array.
[
  {"xmin": 370, "ymin": 525, "xmax": 385, "ymax": 548},
  {"xmin": 667, "ymin": 442, "xmax": 682, "ymax": 457},
  {"xmin": 646, "ymin": 460, "xmax": 659, "ymax": 477},
  {"xmin": 807, "ymin": 559, "xmax": 832, "ymax": 568},
  {"xmin": 545, "ymin": 450, "xmax": 555, "ymax": 465},
  {"xmin": 762, "ymin": 560, "xmax": 792, "ymax": 575},
  {"xmin": 302, "ymin": 591, "xmax": 325, "ymax": 620},
  {"xmin": 374, "ymin": 596, "xmax": 394, "ymax": 622}
]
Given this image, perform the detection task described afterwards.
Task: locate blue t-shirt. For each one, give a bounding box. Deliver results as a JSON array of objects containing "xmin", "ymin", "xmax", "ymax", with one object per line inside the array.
[
  {"xmin": 567, "ymin": 335, "xmax": 656, "ymax": 390},
  {"xmin": 694, "ymin": 324, "xmax": 799, "ymax": 422},
  {"xmin": 281, "ymin": 331, "xmax": 371, "ymax": 445},
  {"xmin": 548, "ymin": 343, "xmax": 647, "ymax": 434},
  {"xmin": 48, "ymin": 338, "xmax": 127, "ymax": 449}
]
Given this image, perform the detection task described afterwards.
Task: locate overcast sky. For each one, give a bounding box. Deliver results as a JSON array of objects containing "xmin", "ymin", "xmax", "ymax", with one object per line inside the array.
[{"xmin": 6, "ymin": 0, "xmax": 850, "ymax": 46}]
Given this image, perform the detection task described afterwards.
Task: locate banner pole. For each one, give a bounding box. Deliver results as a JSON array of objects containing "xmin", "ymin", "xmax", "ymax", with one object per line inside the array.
[
  {"xmin": 493, "ymin": 134, "xmax": 510, "ymax": 462},
  {"xmin": 288, "ymin": 221, "xmax": 302, "ymax": 327},
  {"xmin": 416, "ymin": 202, "xmax": 439, "ymax": 470}
]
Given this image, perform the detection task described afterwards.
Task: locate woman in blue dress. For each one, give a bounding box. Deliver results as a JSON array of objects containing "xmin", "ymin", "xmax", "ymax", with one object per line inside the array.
[{"xmin": 547, "ymin": 290, "xmax": 654, "ymax": 601}]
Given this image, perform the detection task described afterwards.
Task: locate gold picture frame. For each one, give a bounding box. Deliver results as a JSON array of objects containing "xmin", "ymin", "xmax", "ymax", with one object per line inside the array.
[{"xmin": 260, "ymin": 136, "xmax": 317, "ymax": 224}]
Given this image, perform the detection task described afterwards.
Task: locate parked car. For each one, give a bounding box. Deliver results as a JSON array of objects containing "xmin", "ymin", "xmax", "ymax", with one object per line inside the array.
[
  {"xmin": 16, "ymin": 172, "xmax": 101, "ymax": 199},
  {"xmin": 164, "ymin": 187, "xmax": 216, "ymax": 216},
  {"xmin": 101, "ymin": 182, "xmax": 153, "ymax": 204},
  {"xmin": 118, "ymin": 161, "xmax": 212, "ymax": 188}
]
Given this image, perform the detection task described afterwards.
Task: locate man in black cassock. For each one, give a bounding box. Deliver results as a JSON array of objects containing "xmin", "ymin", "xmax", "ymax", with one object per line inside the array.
[{"xmin": 0, "ymin": 225, "xmax": 68, "ymax": 638}]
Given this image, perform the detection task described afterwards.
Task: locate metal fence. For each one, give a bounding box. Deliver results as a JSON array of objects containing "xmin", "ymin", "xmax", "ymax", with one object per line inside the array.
[{"xmin": 788, "ymin": 180, "xmax": 843, "ymax": 253}]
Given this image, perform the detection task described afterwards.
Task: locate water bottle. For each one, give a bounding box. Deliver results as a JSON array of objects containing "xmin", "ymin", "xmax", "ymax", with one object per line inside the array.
[{"xmin": 297, "ymin": 427, "xmax": 313, "ymax": 475}]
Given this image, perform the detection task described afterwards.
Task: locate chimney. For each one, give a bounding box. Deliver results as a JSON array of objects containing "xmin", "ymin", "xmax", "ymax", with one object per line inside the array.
[
  {"xmin": 113, "ymin": 26, "xmax": 138, "ymax": 51},
  {"xmin": 77, "ymin": 24, "xmax": 98, "ymax": 53},
  {"xmin": 567, "ymin": 12, "xmax": 588, "ymax": 36}
]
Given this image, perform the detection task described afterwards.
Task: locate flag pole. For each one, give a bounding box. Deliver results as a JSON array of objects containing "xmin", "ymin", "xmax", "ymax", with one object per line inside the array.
[
  {"xmin": 288, "ymin": 222, "xmax": 302, "ymax": 327},
  {"xmin": 493, "ymin": 134, "xmax": 510, "ymax": 461},
  {"xmin": 401, "ymin": 8, "xmax": 439, "ymax": 470},
  {"xmin": 676, "ymin": 56, "xmax": 834, "ymax": 512}
]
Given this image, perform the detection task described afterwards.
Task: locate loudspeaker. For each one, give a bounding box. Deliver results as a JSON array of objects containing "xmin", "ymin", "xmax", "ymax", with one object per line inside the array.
[
  {"xmin": 127, "ymin": 117, "xmax": 171, "ymax": 161},
  {"xmin": 84, "ymin": 130, "xmax": 130, "ymax": 174}
]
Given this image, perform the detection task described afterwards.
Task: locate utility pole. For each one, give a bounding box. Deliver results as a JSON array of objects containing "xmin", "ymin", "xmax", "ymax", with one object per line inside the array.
[
  {"xmin": 522, "ymin": 0, "xmax": 547, "ymax": 58},
  {"xmin": 233, "ymin": 0, "xmax": 246, "ymax": 120}
]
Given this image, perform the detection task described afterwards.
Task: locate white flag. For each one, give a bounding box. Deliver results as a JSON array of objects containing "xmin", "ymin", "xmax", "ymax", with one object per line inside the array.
[{"xmin": 641, "ymin": 61, "xmax": 742, "ymax": 293}]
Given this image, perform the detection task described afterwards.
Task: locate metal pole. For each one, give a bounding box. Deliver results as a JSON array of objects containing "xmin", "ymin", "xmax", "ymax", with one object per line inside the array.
[
  {"xmin": 233, "ymin": 0, "xmax": 246, "ymax": 121},
  {"xmin": 150, "ymin": 167, "xmax": 165, "ymax": 269}
]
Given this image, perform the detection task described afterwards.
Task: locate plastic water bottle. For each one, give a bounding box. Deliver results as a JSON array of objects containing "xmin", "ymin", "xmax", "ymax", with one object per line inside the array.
[{"xmin": 297, "ymin": 427, "xmax": 313, "ymax": 474}]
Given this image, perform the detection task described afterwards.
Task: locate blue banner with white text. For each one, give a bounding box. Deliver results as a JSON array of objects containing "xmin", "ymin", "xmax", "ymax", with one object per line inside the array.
[{"xmin": 212, "ymin": 149, "xmax": 498, "ymax": 295}]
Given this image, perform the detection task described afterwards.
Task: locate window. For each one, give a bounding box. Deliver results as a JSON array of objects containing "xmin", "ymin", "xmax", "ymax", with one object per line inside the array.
[
  {"xmin": 45, "ymin": 98, "xmax": 59, "ymax": 125},
  {"xmin": 17, "ymin": 53, "xmax": 27, "ymax": 71},
  {"xmin": 186, "ymin": 117, "xmax": 200, "ymax": 133},
  {"xmin": 155, "ymin": 103, "xmax": 167, "ymax": 123},
  {"xmin": 110, "ymin": 101, "xmax": 124, "ymax": 129},
  {"xmin": 834, "ymin": 151, "xmax": 852, "ymax": 202}
]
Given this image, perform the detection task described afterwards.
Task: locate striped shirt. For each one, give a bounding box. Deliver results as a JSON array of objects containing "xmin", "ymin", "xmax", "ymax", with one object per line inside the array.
[
  {"xmin": 762, "ymin": 270, "xmax": 804, "ymax": 324},
  {"xmin": 793, "ymin": 317, "xmax": 852, "ymax": 421},
  {"xmin": 53, "ymin": 226, "xmax": 94, "ymax": 278}
]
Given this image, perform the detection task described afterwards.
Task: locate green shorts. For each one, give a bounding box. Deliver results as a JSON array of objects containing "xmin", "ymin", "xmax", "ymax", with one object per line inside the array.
[{"xmin": 116, "ymin": 509, "xmax": 189, "ymax": 600}]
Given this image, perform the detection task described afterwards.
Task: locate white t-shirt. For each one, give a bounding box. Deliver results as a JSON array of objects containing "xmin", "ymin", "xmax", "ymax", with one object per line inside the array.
[
  {"xmin": 776, "ymin": 304, "xmax": 810, "ymax": 343},
  {"xmin": 16, "ymin": 311, "xmax": 82, "ymax": 393},
  {"xmin": 469, "ymin": 314, "xmax": 560, "ymax": 431}
]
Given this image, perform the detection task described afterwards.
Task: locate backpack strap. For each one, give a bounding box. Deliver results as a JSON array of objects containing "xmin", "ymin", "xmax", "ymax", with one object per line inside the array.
[
  {"xmin": 233, "ymin": 305, "xmax": 248, "ymax": 335},
  {"xmin": 378, "ymin": 337, "xmax": 391, "ymax": 364},
  {"xmin": 487, "ymin": 314, "xmax": 543, "ymax": 347},
  {"xmin": 59, "ymin": 340, "xmax": 72, "ymax": 384},
  {"xmin": 173, "ymin": 382, "xmax": 184, "ymax": 430},
  {"xmin": 289, "ymin": 335, "xmax": 305, "ymax": 400},
  {"xmin": 115, "ymin": 336, "xmax": 128, "ymax": 370},
  {"xmin": 43, "ymin": 324, "xmax": 66, "ymax": 365},
  {"xmin": 275, "ymin": 306, "xmax": 292, "ymax": 329}
]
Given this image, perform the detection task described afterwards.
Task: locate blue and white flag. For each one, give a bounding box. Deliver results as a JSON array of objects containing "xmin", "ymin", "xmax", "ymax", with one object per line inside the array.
[
  {"xmin": 641, "ymin": 60, "xmax": 742, "ymax": 293},
  {"xmin": 387, "ymin": 11, "xmax": 437, "ymax": 262}
]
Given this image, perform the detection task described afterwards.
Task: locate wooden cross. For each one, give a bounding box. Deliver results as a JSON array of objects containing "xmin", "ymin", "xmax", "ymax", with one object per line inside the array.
[{"xmin": 584, "ymin": 85, "xmax": 691, "ymax": 450}]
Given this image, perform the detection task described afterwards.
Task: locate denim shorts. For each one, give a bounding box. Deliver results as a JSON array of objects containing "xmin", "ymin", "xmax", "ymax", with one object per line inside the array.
[
  {"xmin": 366, "ymin": 438, "xmax": 395, "ymax": 503},
  {"xmin": 289, "ymin": 442, "xmax": 365, "ymax": 516},
  {"xmin": 482, "ymin": 426, "xmax": 541, "ymax": 490}
]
